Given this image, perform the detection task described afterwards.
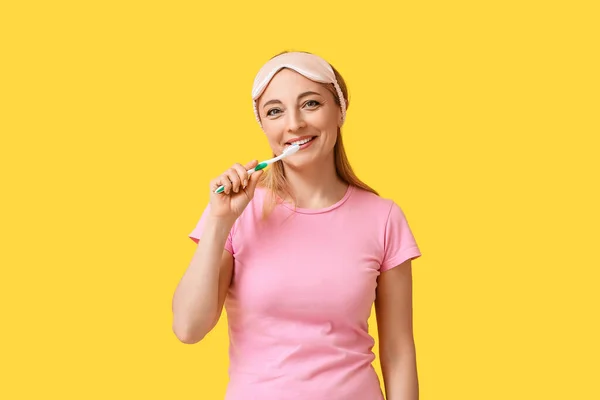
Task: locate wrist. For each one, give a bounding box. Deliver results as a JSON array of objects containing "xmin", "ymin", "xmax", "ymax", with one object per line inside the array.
[{"xmin": 205, "ymin": 213, "xmax": 236, "ymax": 230}]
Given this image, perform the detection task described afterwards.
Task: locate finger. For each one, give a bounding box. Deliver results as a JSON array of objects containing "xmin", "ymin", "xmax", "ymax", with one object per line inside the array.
[
  {"xmin": 244, "ymin": 159, "xmax": 258, "ymax": 170},
  {"xmin": 231, "ymin": 163, "xmax": 249, "ymax": 189},
  {"xmin": 210, "ymin": 176, "xmax": 225, "ymax": 191},
  {"xmin": 224, "ymin": 168, "xmax": 242, "ymax": 193},
  {"xmin": 210, "ymin": 178, "xmax": 221, "ymax": 192},
  {"xmin": 245, "ymin": 169, "xmax": 264, "ymax": 196},
  {"xmin": 215, "ymin": 174, "xmax": 232, "ymax": 194}
]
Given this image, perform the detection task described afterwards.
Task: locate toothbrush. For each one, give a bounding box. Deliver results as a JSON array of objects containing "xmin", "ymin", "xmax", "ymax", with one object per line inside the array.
[{"xmin": 214, "ymin": 144, "xmax": 301, "ymax": 194}]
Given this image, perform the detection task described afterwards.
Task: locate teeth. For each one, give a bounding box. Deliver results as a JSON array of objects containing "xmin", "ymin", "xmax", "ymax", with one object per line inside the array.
[{"xmin": 289, "ymin": 137, "xmax": 312, "ymax": 146}]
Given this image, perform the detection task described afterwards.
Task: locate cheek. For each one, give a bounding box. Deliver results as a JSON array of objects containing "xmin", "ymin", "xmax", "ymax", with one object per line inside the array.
[
  {"xmin": 262, "ymin": 126, "xmax": 283, "ymax": 146},
  {"xmin": 310, "ymin": 108, "xmax": 339, "ymax": 129},
  {"xmin": 262, "ymin": 118, "xmax": 283, "ymax": 134}
]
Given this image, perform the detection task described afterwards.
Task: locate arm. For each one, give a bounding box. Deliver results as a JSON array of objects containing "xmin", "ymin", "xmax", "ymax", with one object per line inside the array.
[
  {"xmin": 172, "ymin": 215, "xmax": 235, "ymax": 344},
  {"xmin": 375, "ymin": 259, "xmax": 419, "ymax": 400}
]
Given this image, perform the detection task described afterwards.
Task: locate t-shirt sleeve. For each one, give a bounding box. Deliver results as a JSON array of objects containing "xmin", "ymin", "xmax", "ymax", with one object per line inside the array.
[
  {"xmin": 381, "ymin": 202, "xmax": 422, "ymax": 272},
  {"xmin": 188, "ymin": 203, "xmax": 234, "ymax": 254}
]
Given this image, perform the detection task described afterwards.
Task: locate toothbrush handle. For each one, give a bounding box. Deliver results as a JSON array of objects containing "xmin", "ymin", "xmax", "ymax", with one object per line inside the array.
[
  {"xmin": 214, "ymin": 163, "xmax": 267, "ymax": 194},
  {"xmin": 215, "ymin": 175, "xmax": 251, "ymax": 194},
  {"xmin": 213, "ymin": 146, "xmax": 295, "ymax": 193}
]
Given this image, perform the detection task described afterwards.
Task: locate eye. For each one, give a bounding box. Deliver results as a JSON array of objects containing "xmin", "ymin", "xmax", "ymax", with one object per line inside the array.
[
  {"xmin": 266, "ymin": 108, "xmax": 282, "ymax": 117},
  {"xmin": 304, "ymin": 100, "xmax": 321, "ymax": 108}
]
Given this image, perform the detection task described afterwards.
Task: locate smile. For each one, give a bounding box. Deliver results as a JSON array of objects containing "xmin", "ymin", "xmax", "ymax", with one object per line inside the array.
[{"xmin": 285, "ymin": 136, "xmax": 316, "ymax": 146}]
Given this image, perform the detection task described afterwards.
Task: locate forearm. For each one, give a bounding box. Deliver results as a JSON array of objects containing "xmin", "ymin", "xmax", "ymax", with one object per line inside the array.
[
  {"xmin": 381, "ymin": 347, "xmax": 419, "ymax": 400},
  {"xmin": 172, "ymin": 215, "xmax": 234, "ymax": 343}
]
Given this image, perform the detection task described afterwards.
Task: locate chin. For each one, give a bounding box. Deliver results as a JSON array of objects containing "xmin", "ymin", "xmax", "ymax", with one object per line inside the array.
[
  {"xmin": 282, "ymin": 158, "xmax": 308, "ymax": 170},
  {"xmin": 285, "ymin": 151, "xmax": 322, "ymax": 169}
]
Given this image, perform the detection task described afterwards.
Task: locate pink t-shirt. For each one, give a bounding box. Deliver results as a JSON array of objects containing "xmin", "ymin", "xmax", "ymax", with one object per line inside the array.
[{"xmin": 189, "ymin": 185, "xmax": 421, "ymax": 400}]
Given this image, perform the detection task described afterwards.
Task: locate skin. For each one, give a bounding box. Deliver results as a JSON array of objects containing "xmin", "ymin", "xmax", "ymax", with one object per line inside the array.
[
  {"xmin": 172, "ymin": 68, "xmax": 418, "ymax": 399},
  {"xmin": 376, "ymin": 259, "xmax": 419, "ymax": 400}
]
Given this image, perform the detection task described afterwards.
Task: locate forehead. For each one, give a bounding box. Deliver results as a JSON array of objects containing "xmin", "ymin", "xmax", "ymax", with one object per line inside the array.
[{"xmin": 258, "ymin": 68, "xmax": 327, "ymax": 102}]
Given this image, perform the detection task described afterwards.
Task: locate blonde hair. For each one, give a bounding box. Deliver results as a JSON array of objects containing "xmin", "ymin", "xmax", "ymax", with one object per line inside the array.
[{"xmin": 256, "ymin": 51, "xmax": 378, "ymax": 218}]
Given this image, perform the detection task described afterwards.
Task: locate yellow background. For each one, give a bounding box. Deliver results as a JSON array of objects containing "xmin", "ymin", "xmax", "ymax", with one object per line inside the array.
[{"xmin": 1, "ymin": 0, "xmax": 598, "ymax": 399}]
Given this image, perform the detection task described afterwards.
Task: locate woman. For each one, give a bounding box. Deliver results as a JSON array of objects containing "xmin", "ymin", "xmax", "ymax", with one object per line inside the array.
[{"xmin": 172, "ymin": 51, "xmax": 422, "ymax": 400}]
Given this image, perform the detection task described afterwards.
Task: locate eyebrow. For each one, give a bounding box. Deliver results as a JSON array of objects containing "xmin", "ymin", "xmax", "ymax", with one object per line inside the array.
[{"xmin": 262, "ymin": 91, "xmax": 322, "ymax": 109}]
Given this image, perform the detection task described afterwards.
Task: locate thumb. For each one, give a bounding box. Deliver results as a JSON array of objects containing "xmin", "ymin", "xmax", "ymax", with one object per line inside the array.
[
  {"xmin": 245, "ymin": 168, "xmax": 264, "ymax": 196},
  {"xmin": 244, "ymin": 159, "xmax": 258, "ymax": 170}
]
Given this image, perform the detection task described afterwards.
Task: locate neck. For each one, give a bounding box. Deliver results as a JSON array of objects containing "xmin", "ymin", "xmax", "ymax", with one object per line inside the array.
[{"xmin": 282, "ymin": 153, "xmax": 349, "ymax": 209}]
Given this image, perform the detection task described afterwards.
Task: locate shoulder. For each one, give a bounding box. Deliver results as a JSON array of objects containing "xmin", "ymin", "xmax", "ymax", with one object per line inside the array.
[
  {"xmin": 347, "ymin": 186, "xmax": 413, "ymax": 231},
  {"xmin": 348, "ymin": 185, "xmax": 398, "ymax": 216}
]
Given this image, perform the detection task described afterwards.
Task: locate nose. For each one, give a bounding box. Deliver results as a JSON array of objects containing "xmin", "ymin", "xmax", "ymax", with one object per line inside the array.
[{"xmin": 286, "ymin": 109, "xmax": 306, "ymax": 132}]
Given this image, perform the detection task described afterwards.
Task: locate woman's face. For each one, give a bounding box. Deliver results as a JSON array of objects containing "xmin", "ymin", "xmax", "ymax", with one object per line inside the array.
[{"xmin": 256, "ymin": 68, "xmax": 342, "ymax": 170}]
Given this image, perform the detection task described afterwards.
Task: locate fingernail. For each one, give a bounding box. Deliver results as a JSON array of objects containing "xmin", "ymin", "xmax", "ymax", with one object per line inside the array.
[{"xmin": 243, "ymin": 179, "xmax": 248, "ymax": 188}]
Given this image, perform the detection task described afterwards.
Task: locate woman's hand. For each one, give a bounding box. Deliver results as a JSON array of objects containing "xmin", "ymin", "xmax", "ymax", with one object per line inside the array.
[{"xmin": 208, "ymin": 160, "xmax": 264, "ymax": 220}]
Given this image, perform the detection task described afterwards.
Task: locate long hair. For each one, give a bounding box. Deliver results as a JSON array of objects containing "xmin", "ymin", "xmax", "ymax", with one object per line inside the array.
[{"xmin": 257, "ymin": 51, "xmax": 378, "ymax": 218}]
